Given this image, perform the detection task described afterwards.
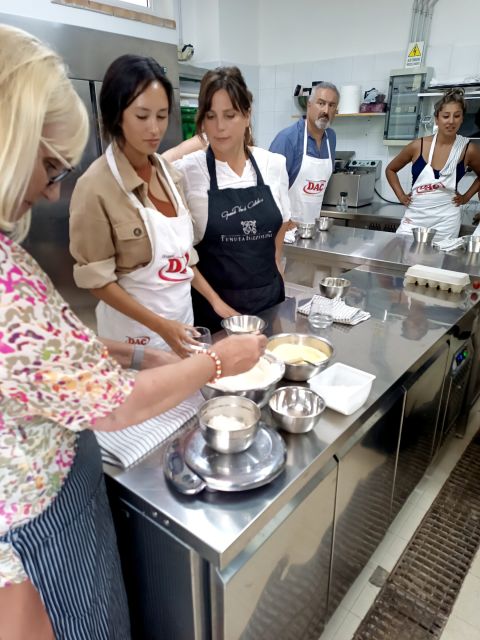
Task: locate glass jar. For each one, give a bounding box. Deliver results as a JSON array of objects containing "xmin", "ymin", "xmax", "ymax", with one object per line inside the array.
[{"xmin": 336, "ymin": 192, "xmax": 348, "ymax": 212}]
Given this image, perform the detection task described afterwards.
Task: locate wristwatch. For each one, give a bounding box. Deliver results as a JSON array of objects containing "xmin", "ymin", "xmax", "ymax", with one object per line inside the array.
[{"xmin": 131, "ymin": 344, "xmax": 145, "ymax": 370}]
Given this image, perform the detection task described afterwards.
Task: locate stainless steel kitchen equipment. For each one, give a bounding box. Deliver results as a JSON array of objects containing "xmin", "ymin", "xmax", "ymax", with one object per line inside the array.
[
  {"xmin": 198, "ymin": 396, "xmax": 260, "ymax": 454},
  {"xmin": 316, "ymin": 216, "xmax": 333, "ymax": 231},
  {"xmin": 411, "ymin": 226, "xmax": 437, "ymax": 244},
  {"xmin": 268, "ymin": 386, "xmax": 326, "ymax": 433},
  {"xmin": 323, "ymin": 159, "xmax": 381, "ymax": 207}
]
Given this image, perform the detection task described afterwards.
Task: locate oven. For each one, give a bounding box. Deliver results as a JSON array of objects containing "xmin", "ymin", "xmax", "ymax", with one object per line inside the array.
[{"xmin": 439, "ymin": 338, "xmax": 474, "ymax": 444}]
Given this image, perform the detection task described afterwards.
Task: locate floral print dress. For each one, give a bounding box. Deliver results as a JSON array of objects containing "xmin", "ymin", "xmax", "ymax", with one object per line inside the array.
[{"xmin": 0, "ymin": 233, "xmax": 135, "ymax": 587}]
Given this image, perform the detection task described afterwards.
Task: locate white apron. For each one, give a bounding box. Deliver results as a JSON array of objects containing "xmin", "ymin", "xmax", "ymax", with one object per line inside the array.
[
  {"xmin": 396, "ymin": 134, "xmax": 462, "ymax": 242},
  {"xmin": 288, "ymin": 120, "xmax": 332, "ymax": 223},
  {"xmin": 96, "ymin": 145, "xmax": 194, "ymax": 350}
]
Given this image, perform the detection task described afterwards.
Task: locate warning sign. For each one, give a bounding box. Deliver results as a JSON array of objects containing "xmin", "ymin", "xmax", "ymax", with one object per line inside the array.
[{"xmin": 405, "ymin": 41, "xmax": 424, "ymax": 68}]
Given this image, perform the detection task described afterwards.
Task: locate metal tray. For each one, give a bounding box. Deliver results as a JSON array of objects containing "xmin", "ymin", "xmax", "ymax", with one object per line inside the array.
[{"xmin": 183, "ymin": 424, "xmax": 286, "ymax": 492}]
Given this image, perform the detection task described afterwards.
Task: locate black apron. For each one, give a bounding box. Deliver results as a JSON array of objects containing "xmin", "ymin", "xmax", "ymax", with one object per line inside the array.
[{"xmin": 192, "ymin": 146, "xmax": 285, "ymax": 331}]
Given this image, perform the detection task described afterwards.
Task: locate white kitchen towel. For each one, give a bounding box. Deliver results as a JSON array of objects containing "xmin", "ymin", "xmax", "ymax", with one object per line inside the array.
[
  {"xmin": 284, "ymin": 228, "xmax": 297, "ymax": 244},
  {"xmin": 432, "ymin": 236, "xmax": 465, "ymax": 252},
  {"xmin": 297, "ymin": 295, "xmax": 371, "ymax": 325},
  {"xmin": 96, "ymin": 392, "xmax": 204, "ymax": 468}
]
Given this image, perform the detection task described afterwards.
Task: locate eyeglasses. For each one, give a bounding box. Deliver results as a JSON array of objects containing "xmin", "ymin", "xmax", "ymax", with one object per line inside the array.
[{"xmin": 40, "ymin": 137, "xmax": 74, "ymax": 186}]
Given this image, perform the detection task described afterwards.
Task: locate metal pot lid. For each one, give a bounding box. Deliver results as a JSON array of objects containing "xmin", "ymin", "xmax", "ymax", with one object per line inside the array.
[{"xmin": 184, "ymin": 424, "xmax": 287, "ymax": 492}]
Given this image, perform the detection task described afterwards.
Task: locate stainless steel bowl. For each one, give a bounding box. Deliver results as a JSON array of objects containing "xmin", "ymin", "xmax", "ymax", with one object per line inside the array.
[
  {"xmin": 266, "ymin": 333, "xmax": 334, "ymax": 381},
  {"xmin": 295, "ymin": 221, "xmax": 316, "ymax": 239},
  {"xmin": 316, "ymin": 216, "xmax": 333, "ymax": 231},
  {"xmin": 411, "ymin": 226, "xmax": 437, "ymax": 244},
  {"xmin": 221, "ymin": 315, "xmax": 267, "ymax": 335},
  {"xmin": 201, "ymin": 353, "xmax": 285, "ymax": 408},
  {"xmin": 198, "ymin": 396, "xmax": 260, "ymax": 453},
  {"xmin": 319, "ymin": 277, "xmax": 351, "ymax": 299},
  {"xmin": 464, "ymin": 235, "xmax": 480, "ymax": 254},
  {"xmin": 269, "ymin": 386, "xmax": 325, "ymax": 433}
]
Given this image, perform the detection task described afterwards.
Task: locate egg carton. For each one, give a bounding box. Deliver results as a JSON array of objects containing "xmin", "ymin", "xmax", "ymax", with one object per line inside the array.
[{"xmin": 404, "ymin": 264, "xmax": 470, "ymax": 293}]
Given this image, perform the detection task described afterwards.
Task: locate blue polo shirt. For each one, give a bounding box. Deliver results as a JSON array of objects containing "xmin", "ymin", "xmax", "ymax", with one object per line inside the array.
[{"xmin": 269, "ymin": 118, "xmax": 336, "ymax": 188}]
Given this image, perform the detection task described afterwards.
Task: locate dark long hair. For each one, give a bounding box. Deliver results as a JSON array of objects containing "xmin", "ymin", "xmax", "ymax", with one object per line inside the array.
[
  {"xmin": 100, "ymin": 54, "xmax": 173, "ymax": 142},
  {"xmin": 195, "ymin": 66, "xmax": 254, "ymax": 148},
  {"xmin": 434, "ymin": 88, "xmax": 466, "ymax": 117}
]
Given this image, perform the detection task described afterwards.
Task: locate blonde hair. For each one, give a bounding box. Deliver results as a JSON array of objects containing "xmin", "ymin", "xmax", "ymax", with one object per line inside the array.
[{"xmin": 0, "ymin": 25, "xmax": 89, "ymax": 240}]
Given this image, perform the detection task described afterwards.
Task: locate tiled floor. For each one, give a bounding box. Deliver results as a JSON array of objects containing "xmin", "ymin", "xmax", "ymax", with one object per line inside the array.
[{"xmin": 319, "ymin": 400, "xmax": 480, "ymax": 640}]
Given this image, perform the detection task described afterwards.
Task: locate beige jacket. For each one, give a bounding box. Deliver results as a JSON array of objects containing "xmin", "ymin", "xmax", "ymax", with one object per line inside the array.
[{"xmin": 70, "ymin": 142, "xmax": 194, "ymax": 290}]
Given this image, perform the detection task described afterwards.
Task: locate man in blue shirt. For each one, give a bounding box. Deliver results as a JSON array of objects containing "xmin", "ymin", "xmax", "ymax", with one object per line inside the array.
[{"xmin": 270, "ymin": 82, "xmax": 339, "ymax": 223}]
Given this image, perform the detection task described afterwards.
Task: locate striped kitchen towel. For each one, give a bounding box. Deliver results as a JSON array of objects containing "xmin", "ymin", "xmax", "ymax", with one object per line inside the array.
[
  {"xmin": 297, "ymin": 295, "xmax": 371, "ymax": 325},
  {"xmin": 96, "ymin": 392, "xmax": 204, "ymax": 468}
]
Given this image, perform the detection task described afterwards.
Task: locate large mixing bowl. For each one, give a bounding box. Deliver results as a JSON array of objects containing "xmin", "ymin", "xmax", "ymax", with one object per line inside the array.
[
  {"xmin": 266, "ymin": 333, "xmax": 334, "ymax": 381},
  {"xmin": 269, "ymin": 386, "xmax": 325, "ymax": 433},
  {"xmin": 295, "ymin": 221, "xmax": 316, "ymax": 239},
  {"xmin": 201, "ymin": 352, "xmax": 285, "ymax": 408},
  {"xmin": 221, "ymin": 315, "xmax": 267, "ymax": 335},
  {"xmin": 411, "ymin": 226, "xmax": 436, "ymax": 244},
  {"xmin": 198, "ymin": 396, "xmax": 260, "ymax": 453}
]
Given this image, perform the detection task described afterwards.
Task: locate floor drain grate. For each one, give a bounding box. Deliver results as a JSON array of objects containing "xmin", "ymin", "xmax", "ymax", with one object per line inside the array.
[{"xmin": 353, "ymin": 430, "xmax": 480, "ymax": 640}]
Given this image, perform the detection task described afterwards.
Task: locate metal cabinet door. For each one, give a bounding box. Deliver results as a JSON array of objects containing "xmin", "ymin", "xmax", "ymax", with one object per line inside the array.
[
  {"xmin": 328, "ymin": 388, "xmax": 405, "ymax": 616},
  {"xmin": 210, "ymin": 459, "xmax": 337, "ymax": 640},
  {"xmin": 392, "ymin": 340, "xmax": 450, "ymax": 517}
]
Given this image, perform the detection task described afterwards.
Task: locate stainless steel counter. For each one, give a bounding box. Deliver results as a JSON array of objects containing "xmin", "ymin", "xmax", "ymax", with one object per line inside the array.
[
  {"xmin": 284, "ymin": 225, "xmax": 480, "ymax": 277},
  {"xmin": 106, "ymin": 270, "xmax": 478, "ymax": 571},
  {"xmin": 321, "ymin": 201, "xmax": 477, "ymax": 236}
]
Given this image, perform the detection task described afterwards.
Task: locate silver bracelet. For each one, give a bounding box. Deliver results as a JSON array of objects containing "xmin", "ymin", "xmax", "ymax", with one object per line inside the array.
[{"xmin": 131, "ymin": 344, "xmax": 145, "ymax": 370}]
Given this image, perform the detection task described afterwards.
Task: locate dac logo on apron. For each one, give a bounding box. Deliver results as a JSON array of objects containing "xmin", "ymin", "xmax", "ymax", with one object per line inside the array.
[
  {"xmin": 158, "ymin": 252, "xmax": 191, "ymax": 282},
  {"xmin": 303, "ymin": 180, "xmax": 326, "ymax": 194},
  {"xmin": 415, "ymin": 182, "xmax": 446, "ymax": 195},
  {"xmin": 126, "ymin": 336, "xmax": 150, "ymax": 345}
]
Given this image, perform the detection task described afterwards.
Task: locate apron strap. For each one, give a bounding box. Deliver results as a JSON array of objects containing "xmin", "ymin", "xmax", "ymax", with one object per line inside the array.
[
  {"xmin": 427, "ymin": 133, "xmax": 437, "ymax": 165},
  {"xmin": 206, "ymin": 145, "xmax": 265, "ymax": 190}
]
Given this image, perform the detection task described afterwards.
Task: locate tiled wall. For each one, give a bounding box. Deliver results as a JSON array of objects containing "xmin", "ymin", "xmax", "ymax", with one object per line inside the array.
[{"xmin": 249, "ymin": 45, "xmax": 480, "ymax": 201}]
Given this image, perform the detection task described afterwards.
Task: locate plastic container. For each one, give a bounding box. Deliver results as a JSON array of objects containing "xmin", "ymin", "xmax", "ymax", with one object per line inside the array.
[
  {"xmin": 180, "ymin": 106, "xmax": 197, "ymax": 140},
  {"xmin": 309, "ymin": 362, "xmax": 376, "ymax": 415},
  {"xmin": 403, "ymin": 264, "xmax": 470, "ymax": 293},
  {"xmin": 336, "ymin": 192, "xmax": 348, "ymax": 212}
]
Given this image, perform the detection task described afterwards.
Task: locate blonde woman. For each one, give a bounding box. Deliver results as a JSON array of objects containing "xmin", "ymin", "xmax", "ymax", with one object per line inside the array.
[{"xmin": 0, "ymin": 25, "xmax": 265, "ymax": 639}]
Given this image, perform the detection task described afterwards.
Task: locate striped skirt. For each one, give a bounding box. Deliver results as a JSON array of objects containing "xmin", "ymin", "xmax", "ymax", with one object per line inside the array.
[{"xmin": 1, "ymin": 430, "xmax": 131, "ymax": 639}]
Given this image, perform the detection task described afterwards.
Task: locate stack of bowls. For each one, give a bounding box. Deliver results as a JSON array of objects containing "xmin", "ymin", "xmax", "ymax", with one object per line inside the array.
[
  {"xmin": 319, "ymin": 277, "xmax": 351, "ymax": 299},
  {"xmin": 316, "ymin": 216, "xmax": 333, "ymax": 232},
  {"xmin": 221, "ymin": 315, "xmax": 266, "ymax": 335},
  {"xmin": 198, "ymin": 396, "xmax": 260, "ymax": 453},
  {"xmin": 411, "ymin": 226, "xmax": 436, "ymax": 244},
  {"xmin": 266, "ymin": 333, "xmax": 334, "ymax": 381},
  {"xmin": 295, "ymin": 221, "xmax": 316, "ymax": 239}
]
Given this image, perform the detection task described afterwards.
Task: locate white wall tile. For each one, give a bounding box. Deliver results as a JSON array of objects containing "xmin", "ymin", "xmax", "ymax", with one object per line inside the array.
[
  {"xmin": 329, "ymin": 56, "xmax": 354, "ymax": 86},
  {"xmin": 427, "ymin": 44, "xmax": 453, "ymax": 83},
  {"xmin": 449, "ymin": 45, "xmax": 480, "ymax": 83},
  {"xmin": 352, "ymin": 54, "xmax": 376, "ymax": 84},
  {"xmin": 293, "ymin": 61, "xmax": 313, "ymax": 88},
  {"xmin": 258, "ymin": 88, "xmax": 275, "ymax": 111},
  {"xmin": 275, "ymin": 63, "xmax": 293, "ymax": 89},
  {"xmin": 374, "ymin": 51, "xmax": 403, "ymax": 81},
  {"xmin": 274, "ymin": 111, "xmax": 293, "ymax": 132},
  {"xmin": 274, "ymin": 90, "xmax": 294, "ymax": 114},
  {"xmin": 259, "ymin": 65, "xmax": 276, "ymax": 89}
]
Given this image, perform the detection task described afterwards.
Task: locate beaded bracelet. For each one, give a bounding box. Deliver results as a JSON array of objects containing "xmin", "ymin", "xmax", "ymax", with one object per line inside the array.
[{"xmin": 202, "ymin": 349, "xmax": 223, "ymax": 384}]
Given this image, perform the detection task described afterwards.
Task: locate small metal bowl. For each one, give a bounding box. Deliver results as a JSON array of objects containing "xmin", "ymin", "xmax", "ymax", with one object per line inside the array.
[
  {"xmin": 316, "ymin": 216, "xmax": 333, "ymax": 231},
  {"xmin": 201, "ymin": 353, "xmax": 285, "ymax": 408},
  {"xmin": 198, "ymin": 396, "xmax": 260, "ymax": 453},
  {"xmin": 464, "ymin": 235, "xmax": 480, "ymax": 254},
  {"xmin": 269, "ymin": 386, "xmax": 325, "ymax": 433},
  {"xmin": 295, "ymin": 221, "xmax": 316, "ymax": 239},
  {"xmin": 319, "ymin": 277, "xmax": 351, "ymax": 299},
  {"xmin": 221, "ymin": 315, "xmax": 267, "ymax": 335},
  {"xmin": 266, "ymin": 333, "xmax": 334, "ymax": 381},
  {"xmin": 411, "ymin": 226, "xmax": 437, "ymax": 244}
]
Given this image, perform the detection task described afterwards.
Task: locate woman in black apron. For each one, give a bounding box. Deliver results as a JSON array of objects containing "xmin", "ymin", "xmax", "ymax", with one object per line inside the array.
[{"xmin": 184, "ymin": 66, "xmax": 291, "ymax": 331}]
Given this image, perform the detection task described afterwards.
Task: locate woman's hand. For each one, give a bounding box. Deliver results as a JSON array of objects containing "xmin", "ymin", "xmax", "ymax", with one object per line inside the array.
[
  {"xmin": 212, "ymin": 299, "xmax": 239, "ymax": 319},
  {"xmin": 453, "ymin": 192, "xmax": 469, "ymax": 207},
  {"xmin": 155, "ymin": 318, "xmax": 198, "ymax": 358},
  {"xmin": 214, "ymin": 334, "xmax": 267, "ymax": 377},
  {"xmin": 399, "ymin": 192, "xmax": 412, "ymax": 207}
]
